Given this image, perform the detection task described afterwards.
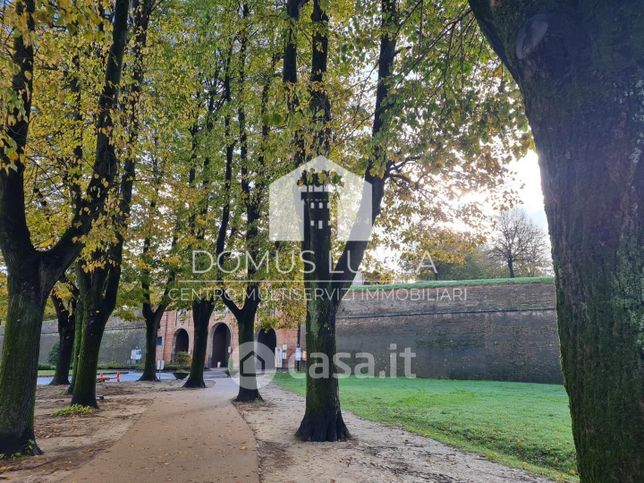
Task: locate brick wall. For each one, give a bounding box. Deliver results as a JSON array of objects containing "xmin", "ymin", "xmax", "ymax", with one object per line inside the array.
[
  {"xmin": 1, "ymin": 278, "xmax": 561, "ymax": 382},
  {"xmin": 0, "ymin": 317, "xmax": 146, "ymax": 366},
  {"xmin": 336, "ymin": 281, "xmax": 561, "ymax": 383}
]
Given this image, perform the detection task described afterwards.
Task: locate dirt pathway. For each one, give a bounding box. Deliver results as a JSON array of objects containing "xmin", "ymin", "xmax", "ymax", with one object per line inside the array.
[
  {"xmin": 236, "ymin": 383, "xmax": 551, "ymax": 483},
  {"xmin": 68, "ymin": 378, "xmax": 258, "ymax": 483}
]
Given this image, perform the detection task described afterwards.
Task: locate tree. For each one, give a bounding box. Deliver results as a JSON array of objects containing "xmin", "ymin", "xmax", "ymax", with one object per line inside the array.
[
  {"xmin": 174, "ymin": 0, "xmax": 239, "ymax": 389},
  {"xmin": 440, "ymin": 247, "xmax": 507, "ymax": 281},
  {"xmin": 283, "ymin": 0, "xmax": 527, "ymax": 441},
  {"xmin": 49, "ymin": 279, "xmax": 78, "ymax": 385},
  {"xmin": 136, "ymin": 156, "xmax": 178, "ymax": 382},
  {"xmin": 181, "ymin": 40, "xmax": 234, "ymax": 390},
  {"xmin": 117, "ymin": 0, "xmax": 206, "ymax": 383},
  {"xmin": 467, "ymin": 1, "xmax": 644, "ymax": 480},
  {"xmin": 400, "ymin": 228, "xmax": 486, "ymax": 280},
  {"xmin": 167, "ymin": 0, "xmax": 293, "ymax": 394},
  {"xmin": 0, "ymin": 0, "xmax": 130, "ymax": 456},
  {"xmin": 217, "ymin": 2, "xmax": 288, "ymax": 402},
  {"xmin": 281, "ymin": 0, "xmax": 352, "ymax": 441},
  {"xmin": 71, "ymin": 0, "xmax": 156, "ymax": 408},
  {"xmin": 488, "ymin": 208, "xmax": 549, "ymax": 278}
]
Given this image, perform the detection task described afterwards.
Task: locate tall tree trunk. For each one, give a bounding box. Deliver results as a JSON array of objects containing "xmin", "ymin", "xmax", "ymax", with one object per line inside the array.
[
  {"xmin": 507, "ymin": 258, "xmax": 515, "ymax": 278},
  {"xmin": 70, "ymin": 315, "xmax": 107, "ymax": 408},
  {"xmin": 295, "ymin": 172, "xmax": 348, "ymax": 441},
  {"xmin": 235, "ymin": 306, "xmax": 262, "ymax": 402},
  {"xmin": 296, "ymin": 305, "xmax": 347, "ymax": 441},
  {"xmin": 228, "ymin": 5, "xmax": 263, "ymax": 403},
  {"xmin": 289, "ymin": 0, "xmax": 349, "ymax": 443},
  {"xmin": 184, "ymin": 45, "xmax": 233, "ymax": 382},
  {"xmin": 71, "ymin": 275, "xmax": 111, "ymax": 407},
  {"xmin": 70, "ymin": 250, "xmax": 123, "ymax": 408},
  {"xmin": 70, "ymin": 0, "xmax": 153, "ymax": 407},
  {"xmin": 69, "ymin": 255, "xmax": 120, "ymax": 408},
  {"xmin": 51, "ymin": 320, "xmax": 74, "ymax": 386},
  {"xmin": 290, "ymin": 0, "xmax": 397, "ymax": 442},
  {"xmin": 139, "ymin": 310, "xmax": 162, "ymax": 381},
  {"xmin": 184, "ymin": 298, "xmax": 214, "ymax": 388},
  {"xmin": 224, "ymin": 285, "xmax": 262, "ymax": 402},
  {"xmin": 138, "ymin": 148, "xmax": 176, "ymax": 383},
  {"xmin": 0, "ymin": 0, "xmax": 41, "ymax": 458},
  {"xmin": 67, "ymin": 278, "xmax": 85, "ymax": 394},
  {"xmin": 468, "ymin": 2, "xmax": 644, "ymax": 480},
  {"xmin": 0, "ymin": 272, "xmax": 46, "ymax": 456},
  {"xmin": 49, "ymin": 292, "xmax": 76, "ymax": 385},
  {"xmin": 295, "ymin": 287, "xmax": 347, "ymax": 441}
]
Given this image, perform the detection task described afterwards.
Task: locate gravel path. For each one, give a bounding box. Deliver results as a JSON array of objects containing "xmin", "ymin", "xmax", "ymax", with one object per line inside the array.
[{"xmin": 236, "ymin": 383, "xmax": 551, "ymax": 483}]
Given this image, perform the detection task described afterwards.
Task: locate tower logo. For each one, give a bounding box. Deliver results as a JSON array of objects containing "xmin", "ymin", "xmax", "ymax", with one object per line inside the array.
[{"xmin": 269, "ymin": 156, "xmax": 372, "ymax": 241}]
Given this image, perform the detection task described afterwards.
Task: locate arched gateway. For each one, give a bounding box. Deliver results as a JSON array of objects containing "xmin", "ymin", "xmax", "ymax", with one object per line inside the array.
[
  {"xmin": 211, "ymin": 323, "xmax": 231, "ymax": 368},
  {"xmin": 173, "ymin": 329, "xmax": 189, "ymax": 358}
]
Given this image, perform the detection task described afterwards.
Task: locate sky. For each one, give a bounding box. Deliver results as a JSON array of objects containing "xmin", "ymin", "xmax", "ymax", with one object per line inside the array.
[
  {"xmin": 366, "ymin": 149, "xmax": 551, "ymax": 277},
  {"xmin": 509, "ymin": 150, "xmax": 549, "ymax": 233}
]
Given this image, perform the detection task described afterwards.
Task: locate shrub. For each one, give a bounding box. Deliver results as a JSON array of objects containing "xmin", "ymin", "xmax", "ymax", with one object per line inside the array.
[
  {"xmin": 173, "ymin": 351, "xmax": 191, "ymax": 371},
  {"xmin": 47, "ymin": 342, "xmax": 60, "ymax": 367}
]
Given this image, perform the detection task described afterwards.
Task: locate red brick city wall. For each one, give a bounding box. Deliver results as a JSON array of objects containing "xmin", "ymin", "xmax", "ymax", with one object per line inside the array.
[
  {"xmin": 154, "ymin": 280, "xmax": 561, "ymax": 383},
  {"xmin": 336, "ymin": 281, "xmax": 561, "ymax": 383}
]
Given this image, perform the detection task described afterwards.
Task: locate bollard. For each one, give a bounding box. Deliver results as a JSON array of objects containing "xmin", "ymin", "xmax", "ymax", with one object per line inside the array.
[{"xmin": 116, "ymin": 371, "xmax": 120, "ymax": 382}]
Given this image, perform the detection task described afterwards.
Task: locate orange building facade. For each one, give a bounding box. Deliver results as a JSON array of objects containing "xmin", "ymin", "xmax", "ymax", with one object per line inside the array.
[{"xmin": 155, "ymin": 309, "xmax": 301, "ymax": 368}]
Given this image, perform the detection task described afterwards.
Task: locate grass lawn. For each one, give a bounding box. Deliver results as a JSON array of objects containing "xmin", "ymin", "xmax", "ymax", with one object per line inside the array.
[
  {"xmin": 37, "ymin": 370, "xmax": 57, "ymax": 376},
  {"xmin": 273, "ymin": 374, "xmax": 577, "ymax": 481}
]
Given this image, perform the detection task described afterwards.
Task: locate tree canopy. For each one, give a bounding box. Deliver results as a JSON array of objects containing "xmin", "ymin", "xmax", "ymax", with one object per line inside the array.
[{"xmin": 1, "ymin": 0, "xmax": 533, "ymax": 456}]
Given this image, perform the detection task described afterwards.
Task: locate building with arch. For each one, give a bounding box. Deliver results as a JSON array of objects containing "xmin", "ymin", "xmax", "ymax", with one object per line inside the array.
[{"xmin": 156, "ymin": 310, "xmax": 299, "ymax": 368}]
